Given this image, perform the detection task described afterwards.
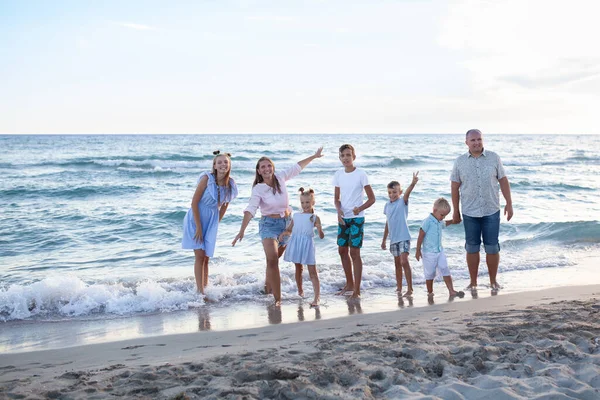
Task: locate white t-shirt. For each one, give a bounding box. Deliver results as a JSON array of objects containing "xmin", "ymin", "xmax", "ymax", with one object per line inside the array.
[{"xmin": 332, "ymin": 167, "xmax": 369, "ymax": 218}]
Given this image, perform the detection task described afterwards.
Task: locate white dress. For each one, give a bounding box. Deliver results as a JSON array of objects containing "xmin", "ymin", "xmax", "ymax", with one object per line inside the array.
[{"xmin": 283, "ymin": 213, "xmax": 316, "ymax": 265}]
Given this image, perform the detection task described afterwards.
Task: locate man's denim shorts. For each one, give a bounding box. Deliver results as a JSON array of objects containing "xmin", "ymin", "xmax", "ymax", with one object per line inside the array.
[
  {"xmin": 462, "ymin": 211, "xmax": 500, "ymax": 254},
  {"xmin": 259, "ymin": 216, "xmax": 291, "ymax": 247}
]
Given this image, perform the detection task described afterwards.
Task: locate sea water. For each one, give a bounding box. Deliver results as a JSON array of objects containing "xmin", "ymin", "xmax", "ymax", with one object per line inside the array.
[{"xmin": 1, "ymin": 134, "xmax": 599, "ymax": 350}]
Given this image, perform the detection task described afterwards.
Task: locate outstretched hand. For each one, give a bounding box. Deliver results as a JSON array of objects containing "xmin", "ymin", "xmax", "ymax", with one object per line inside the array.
[
  {"xmin": 232, "ymin": 232, "xmax": 244, "ymax": 246},
  {"xmin": 313, "ymin": 147, "xmax": 324, "ymax": 159}
]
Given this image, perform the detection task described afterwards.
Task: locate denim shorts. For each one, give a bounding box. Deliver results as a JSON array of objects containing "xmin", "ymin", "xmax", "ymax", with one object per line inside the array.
[
  {"xmin": 259, "ymin": 216, "xmax": 291, "ymax": 247},
  {"xmin": 462, "ymin": 211, "xmax": 500, "ymax": 254},
  {"xmin": 390, "ymin": 240, "xmax": 410, "ymax": 257}
]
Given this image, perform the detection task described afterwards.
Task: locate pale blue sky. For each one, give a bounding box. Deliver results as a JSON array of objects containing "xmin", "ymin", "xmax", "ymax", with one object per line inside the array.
[{"xmin": 1, "ymin": 0, "xmax": 598, "ymax": 134}]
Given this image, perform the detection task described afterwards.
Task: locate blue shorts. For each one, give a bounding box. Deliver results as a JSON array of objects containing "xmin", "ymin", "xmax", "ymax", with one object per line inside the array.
[
  {"xmin": 463, "ymin": 211, "xmax": 500, "ymax": 254},
  {"xmin": 259, "ymin": 216, "xmax": 291, "ymax": 247},
  {"xmin": 390, "ymin": 240, "xmax": 410, "ymax": 257},
  {"xmin": 337, "ymin": 217, "xmax": 365, "ymax": 248}
]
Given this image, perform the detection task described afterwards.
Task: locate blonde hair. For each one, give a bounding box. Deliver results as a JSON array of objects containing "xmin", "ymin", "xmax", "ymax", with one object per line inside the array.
[
  {"xmin": 433, "ymin": 197, "xmax": 451, "ymax": 212},
  {"xmin": 298, "ymin": 187, "xmax": 315, "ymax": 213}
]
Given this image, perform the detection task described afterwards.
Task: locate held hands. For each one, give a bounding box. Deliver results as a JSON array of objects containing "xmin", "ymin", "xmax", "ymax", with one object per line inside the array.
[
  {"xmin": 504, "ymin": 204, "xmax": 514, "ymax": 221},
  {"xmin": 452, "ymin": 210, "xmax": 462, "ymax": 225},
  {"xmin": 278, "ymin": 230, "xmax": 291, "ymax": 242},
  {"xmin": 415, "ymin": 248, "xmax": 422, "ymax": 262},
  {"xmin": 232, "ymin": 231, "xmax": 244, "ymax": 246}
]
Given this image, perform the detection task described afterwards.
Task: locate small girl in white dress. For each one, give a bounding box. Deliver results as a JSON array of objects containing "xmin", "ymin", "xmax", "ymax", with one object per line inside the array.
[{"xmin": 279, "ymin": 188, "xmax": 325, "ymax": 306}]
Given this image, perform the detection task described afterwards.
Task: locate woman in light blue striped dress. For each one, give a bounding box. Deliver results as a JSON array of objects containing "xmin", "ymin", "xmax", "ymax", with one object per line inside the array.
[
  {"xmin": 279, "ymin": 188, "xmax": 325, "ymax": 307},
  {"xmin": 182, "ymin": 151, "xmax": 238, "ymax": 294}
]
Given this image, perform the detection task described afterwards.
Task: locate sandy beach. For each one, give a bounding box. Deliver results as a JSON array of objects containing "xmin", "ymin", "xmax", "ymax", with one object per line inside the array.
[{"xmin": 1, "ymin": 285, "xmax": 599, "ymax": 399}]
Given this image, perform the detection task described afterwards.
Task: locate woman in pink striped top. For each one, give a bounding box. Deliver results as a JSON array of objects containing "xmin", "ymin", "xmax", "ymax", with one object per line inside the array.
[{"xmin": 232, "ymin": 147, "xmax": 323, "ymax": 305}]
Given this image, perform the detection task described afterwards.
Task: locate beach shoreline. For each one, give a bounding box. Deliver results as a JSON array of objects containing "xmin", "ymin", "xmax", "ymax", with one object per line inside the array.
[{"xmin": 2, "ymin": 284, "xmax": 599, "ymax": 399}]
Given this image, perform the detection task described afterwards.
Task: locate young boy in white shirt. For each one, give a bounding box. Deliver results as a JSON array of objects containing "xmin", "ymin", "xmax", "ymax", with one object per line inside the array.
[{"xmin": 333, "ymin": 144, "xmax": 376, "ymax": 299}]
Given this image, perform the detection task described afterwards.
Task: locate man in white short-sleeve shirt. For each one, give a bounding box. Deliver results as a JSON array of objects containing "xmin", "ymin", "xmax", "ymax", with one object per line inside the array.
[{"xmin": 333, "ymin": 144, "xmax": 376, "ymax": 299}]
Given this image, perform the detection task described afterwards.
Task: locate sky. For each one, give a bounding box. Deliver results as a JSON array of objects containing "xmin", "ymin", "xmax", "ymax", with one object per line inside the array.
[{"xmin": 1, "ymin": 0, "xmax": 598, "ymax": 134}]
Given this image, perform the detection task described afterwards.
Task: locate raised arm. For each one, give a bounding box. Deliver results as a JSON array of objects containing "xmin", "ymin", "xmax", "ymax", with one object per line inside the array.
[
  {"xmin": 191, "ymin": 175, "xmax": 209, "ymax": 243},
  {"xmin": 403, "ymin": 171, "xmax": 419, "ymax": 204},
  {"xmin": 297, "ymin": 147, "xmax": 323, "ymax": 169},
  {"xmin": 499, "ymin": 176, "xmax": 513, "ymax": 221},
  {"xmin": 451, "ymin": 181, "xmax": 461, "ymax": 224}
]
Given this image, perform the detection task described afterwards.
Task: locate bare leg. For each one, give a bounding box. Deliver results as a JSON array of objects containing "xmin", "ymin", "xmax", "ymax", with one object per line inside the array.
[
  {"xmin": 394, "ymin": 256, "xmax": 403, "ymax": 293},
  {"xmin": 294, "ymin": 263, "xmax": 304, "ymax": 297},
  {"xmin": 426, "ymin": 279, "xmax": 434, "ymax": 297},
  {"xmin": 202, "ymin": 257, "xmax": 209, "ymax": 289},
  {"xmin": 264, "ymin": 266, "xmax": 270, "ymax": 294},
  {"xmin": 486, "ymin": 253, "xmax": 500, "ymax": 288},
  {"xmin": 443, "ymin": 275, "xmax": 458, "ymax": 296},
  {"xmin": 466, "ymin": 252, "xmax": 480, "ymax": 288},
  {"xmin": 400, "ymin": 253, "xmax": 413, "ymax": 296},
  {"xmin": 193, "ymin": 249, "xmax": 207, "ymax": 294},
  {"xmin": 337, "ymin": 246, "xmax": 354, "ymax": 294},
  {"xmin": 308, "ymin": 265, "xmax": 320, "ymax": 306},
  {"xmin": 349, "ymin": 247, "xmax": 362, "ymax": 298},
  {"xmin": 262, "ymin": 239, "xmax": 282, "ymax": 305}
]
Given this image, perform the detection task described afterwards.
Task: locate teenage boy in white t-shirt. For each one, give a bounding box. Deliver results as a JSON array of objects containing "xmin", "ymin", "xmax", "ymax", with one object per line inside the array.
[{"xmin": 333, "ymin": 144, "xmax": 376, "ymax": 299}]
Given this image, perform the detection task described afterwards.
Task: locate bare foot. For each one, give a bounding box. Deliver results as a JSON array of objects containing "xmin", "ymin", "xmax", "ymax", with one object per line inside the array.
[
  {"xmin": 274, "ymin": 300, "xmax": 281, "ymax": 306},
  {"xmin": 490, "ymin": 282, "xmax": 502, "ymax": 291},
  {"xmin": 402, "ymin": 290, "xmax": 413, "ymax": 298},
  {"xmin": 350, "ymin": 293, "xmax": 361, "ymax": 299},
  {"xmin": 310, "ymin": 298, "xmax": 320, "ymax": 307},
  {"xmin": 336, "ymin": 286, "xmax": 353, "ymax": 296},
  {"xmin": 427, "ymin": 292, "xmax": 434, "ymax": 298},
  {"xmin": 298, "ymin": 290, "xmax": 304, "ymax": 297},
  {"xmin": 466, "ymin": 283, "xmax": 477, "ymax": 290},
  {"xmin": 395, "ymin": 287, "xmax": 402, "ymax": 292},
  {"xmin": 449, "ymin": 290, "xmax": 465, "ymax": 298}
]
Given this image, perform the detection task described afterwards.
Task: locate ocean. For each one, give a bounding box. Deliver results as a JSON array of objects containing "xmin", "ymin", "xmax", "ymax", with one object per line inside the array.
[{"xmin": 1, "ymin": 134, "xmax": 599, "ymax": 352}]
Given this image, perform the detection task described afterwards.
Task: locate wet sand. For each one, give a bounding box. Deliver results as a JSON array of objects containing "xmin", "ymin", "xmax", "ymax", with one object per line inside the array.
[{"xmin": 1, "ymin": 284, "xmax": 599, "ymax": 399}]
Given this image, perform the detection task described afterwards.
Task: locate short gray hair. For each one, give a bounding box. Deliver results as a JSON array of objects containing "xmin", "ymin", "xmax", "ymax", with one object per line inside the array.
[{"xmin": 466, "ymin": 129, "xmax": 482, "ymax": 138}]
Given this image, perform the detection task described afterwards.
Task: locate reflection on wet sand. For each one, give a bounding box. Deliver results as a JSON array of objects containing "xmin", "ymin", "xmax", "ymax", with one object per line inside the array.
[
  {"xmin": 297, "ymin": 301, "xmax": 322, "ymax": 322},
  {"xmin": 197, "ymin": 308, "xmax": 211, "ymax": 331},
  {"xmin": 267, "ymin": 304, "xmax": 282, "ymax": 325},
  {"xmin": 397, "ymin": 294, "xmax": 414, "ymax": 308},
  {"xmin": 347, "ymin": 299, "xmax": 363, "ymax": 315}
]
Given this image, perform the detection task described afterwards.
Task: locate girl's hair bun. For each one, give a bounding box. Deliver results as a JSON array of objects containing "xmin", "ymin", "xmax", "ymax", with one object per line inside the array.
[
  {"xmin": 213, "ymin": 150, "xmax": 221, "ymax": 155},
  {"xmin": 298, "ymin": 187, "xmax": 305, "ymax": 193}
]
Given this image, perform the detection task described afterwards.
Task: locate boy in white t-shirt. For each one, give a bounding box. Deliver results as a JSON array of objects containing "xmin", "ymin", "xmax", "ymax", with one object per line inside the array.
[{"xmin": 333, "ymin": 144, "xmax": 376, "ymax": 299}]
